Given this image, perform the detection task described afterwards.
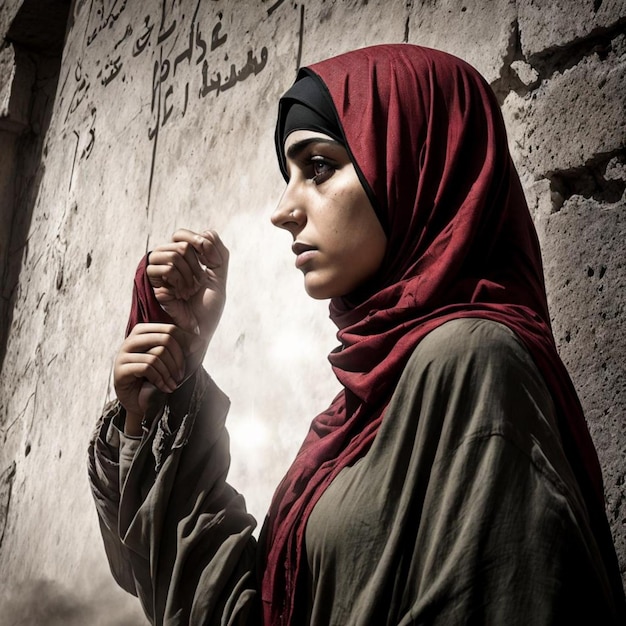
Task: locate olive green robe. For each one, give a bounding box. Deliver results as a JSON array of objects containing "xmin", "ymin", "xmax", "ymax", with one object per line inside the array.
[{"xmin": 88, "ymin": 319, "xmax": 622, "ymax": 625}]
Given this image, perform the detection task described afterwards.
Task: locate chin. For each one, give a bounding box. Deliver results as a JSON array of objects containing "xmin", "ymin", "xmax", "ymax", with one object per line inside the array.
[
  {"xmin": 303, "ymin": 275, "xmax": 344, "ymax": 300},
  {"xmin": 304, "ymin": 272, "xmax": 380, "ymax": 303},
  {"xmin": 304, "ymin": 285, "xmax": 334, "ymax": 300}
]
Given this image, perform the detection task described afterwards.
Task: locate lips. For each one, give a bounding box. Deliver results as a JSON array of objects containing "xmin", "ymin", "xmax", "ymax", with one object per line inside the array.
[
  {"xmin": 292, "ymin": 241, "xmax": 317, "ymax": 269},
  {"xmin": 292, "ymin": 241, "xmax": 316, "ymax": 255}
]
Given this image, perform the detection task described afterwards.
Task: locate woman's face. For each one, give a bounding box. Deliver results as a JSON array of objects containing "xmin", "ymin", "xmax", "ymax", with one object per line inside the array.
[{"xmin": 271, "ymin": 130, "xmax": 387, "ymax": 300}]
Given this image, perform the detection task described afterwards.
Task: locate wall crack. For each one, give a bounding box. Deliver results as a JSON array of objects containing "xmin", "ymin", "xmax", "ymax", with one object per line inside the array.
[
  {"xmin": 0, "ymin": 462, "xmax": 16, "ymax": 551},
  {"xmin": 547, "ymin": 148, "xmax": 626, "ymax": 211}
]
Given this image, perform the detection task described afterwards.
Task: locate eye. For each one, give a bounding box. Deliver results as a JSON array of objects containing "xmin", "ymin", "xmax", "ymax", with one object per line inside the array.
[{"xmin": 310, "ymin": 157, "xmax": 335, "ymax": 185}]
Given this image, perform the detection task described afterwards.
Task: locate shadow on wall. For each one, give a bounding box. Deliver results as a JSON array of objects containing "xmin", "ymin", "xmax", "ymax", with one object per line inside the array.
[
  {"xmin": 0, "ymin": 0, "xmax": 71, "ymax": 371},
  {"xmin": 0, "ymin": 578, "xmax": 147, "ymax": 626}
]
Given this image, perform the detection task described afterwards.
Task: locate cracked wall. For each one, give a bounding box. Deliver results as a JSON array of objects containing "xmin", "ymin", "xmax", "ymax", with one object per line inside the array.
[{"xmin": 0, "ymin": 0, "xmax": 624, "ymax": 622}]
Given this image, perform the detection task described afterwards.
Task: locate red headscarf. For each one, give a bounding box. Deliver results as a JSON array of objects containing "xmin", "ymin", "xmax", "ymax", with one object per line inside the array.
[
  {"xmin": 260, "ymin": 44, "xmax": 618, "ymax": 624},
  {"xmin": 126, "ymin": 255, "xmax": 174, "ymax": 335}
]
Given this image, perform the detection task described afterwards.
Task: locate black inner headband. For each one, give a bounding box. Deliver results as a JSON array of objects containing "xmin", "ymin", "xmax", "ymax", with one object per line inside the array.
[
  {"xmin": 274, "ymin": 70, "xmax": 387, "ymax": 233},
  {"xmin": 275, "ymin": 74, "xmax": 345, "ymax": 179}
]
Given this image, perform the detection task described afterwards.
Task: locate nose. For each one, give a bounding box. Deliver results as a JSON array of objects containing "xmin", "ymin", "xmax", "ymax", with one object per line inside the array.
[{"xmin": 271, "ymin": 182, "xmax": 306, "ymax": 233}]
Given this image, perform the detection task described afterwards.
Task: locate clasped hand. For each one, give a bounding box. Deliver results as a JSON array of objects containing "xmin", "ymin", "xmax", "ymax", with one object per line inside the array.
[{"xmin": 114, "ymin": 229, "xmax": 229, "ymax": 424}]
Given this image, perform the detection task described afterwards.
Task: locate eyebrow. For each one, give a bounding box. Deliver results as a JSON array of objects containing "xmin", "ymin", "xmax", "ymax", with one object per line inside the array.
[{"xmin": 285, "ymin": 137, "xmax": 343, "ymax": 160}]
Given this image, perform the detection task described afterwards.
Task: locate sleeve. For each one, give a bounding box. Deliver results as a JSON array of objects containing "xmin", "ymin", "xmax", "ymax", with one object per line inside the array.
[
  {"xmin": 394, "ymin": 319, "xmax": 623, "ymax": 625},
  {"xmin": 87, "ymin": 369, "xmax": 261, "ymax": 626}
]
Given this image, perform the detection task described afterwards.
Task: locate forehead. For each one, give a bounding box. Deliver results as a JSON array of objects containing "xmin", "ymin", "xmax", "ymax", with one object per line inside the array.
[{"xmin": 283, "ymin": 130, "xmax": 334, "ymax": 155}]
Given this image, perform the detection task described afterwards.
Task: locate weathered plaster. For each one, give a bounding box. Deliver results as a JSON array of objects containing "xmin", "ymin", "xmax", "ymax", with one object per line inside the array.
[{"xmin": 0, "ymin": 1, "xmax": 624, "ymax": 622}]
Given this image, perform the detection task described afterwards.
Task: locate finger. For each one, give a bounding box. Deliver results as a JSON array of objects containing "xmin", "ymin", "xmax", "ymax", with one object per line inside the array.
[
  {"xmin": 178, "ymin": 238, "xmax": 211, "ymax": 283},
  {"xmin": 125, "ymin": 324, "xmax": 182, "ymax": 348},
  {"xmin": 115, "ymin": 325, "xmax": 189, "ymax": 397},
  {"xmin": 123, "ymin": 325, "xmax": 186, "ymax": 377},
  {"xmin": 128, "ymin": 322, "xmax": 180, "ymax": 336},
  {"xmin": 117, "ymin": 358, "xmax": 177, "ymax": 394},
  {"xmin": 146, "ymin": 343, "xmax": 185, "ymax": 382},
  {"xmin": 155, "ymin": 239, "xmax": 212, "ymax": 291},
  {"xmin": 171, "ymin": 229, "xmax": 226, "ymax": 275},
  {"xmin": 126, "ymin": 323, "xmax": 200, "ymax": 365},
  {"xmin": 148, "ymin": 246, "xmax": 196, "ymax": 292},
  {"xmin": 198, "ymin": 230, "xmax": 229, "ymax": 271}
]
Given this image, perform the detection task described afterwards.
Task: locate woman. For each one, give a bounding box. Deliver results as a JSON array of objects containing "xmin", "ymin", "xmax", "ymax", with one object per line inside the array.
[{"xmin": 89, "ymin": 44, "xmax": 626, "ymax": 625}]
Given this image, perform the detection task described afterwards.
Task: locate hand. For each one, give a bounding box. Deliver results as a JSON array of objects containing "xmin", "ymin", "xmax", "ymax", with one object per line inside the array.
[
  {"xmin": 114, "ymin": 323, "xmax": 201, "ymax": 432},
  {"xmin": 147, "ymin": 229, "xmax": 229, "ymax": 355}
]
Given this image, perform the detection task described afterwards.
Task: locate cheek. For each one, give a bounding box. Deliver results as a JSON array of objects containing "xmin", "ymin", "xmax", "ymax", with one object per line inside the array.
[{"xmin": 344, "ymin": 194, "xmax": 385, "ymax": 248}]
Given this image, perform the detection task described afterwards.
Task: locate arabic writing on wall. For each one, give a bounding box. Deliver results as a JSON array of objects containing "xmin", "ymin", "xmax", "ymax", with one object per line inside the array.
[{"xmin": 62, "ymin": 0, "xmax": 283, "ymax": 207}]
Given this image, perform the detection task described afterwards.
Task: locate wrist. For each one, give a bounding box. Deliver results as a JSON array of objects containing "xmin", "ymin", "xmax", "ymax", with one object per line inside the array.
[{"xmin": 124, "ymin": 410, "xmax": 144, "ymax": 436}]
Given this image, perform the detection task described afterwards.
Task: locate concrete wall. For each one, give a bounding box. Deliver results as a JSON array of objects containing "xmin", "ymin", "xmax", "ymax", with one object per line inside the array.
[{"xmin": 0, "ymin": 1, "xmax": 624, "ymax": 622}]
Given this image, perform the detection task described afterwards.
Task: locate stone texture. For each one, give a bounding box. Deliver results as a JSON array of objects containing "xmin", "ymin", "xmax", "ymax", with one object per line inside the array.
[
  {"xmin": 536, "ymin": 195, "xmax": 626, "ymax": 568},
  {"xmin": 518, "ymin": 0, "xmax": 626, "ymax": 59},
  {"xmin": 0, "ymin": 45, "xmax": 35, "ymax": 132},
  {"xmin": 407, "ymin": 0, "xmax": 517, "ymax": 83},
  {"xmin": 0, "ymin": 0, "xmax": 23, "ymax": 36},
  {"xmin": 510, "ymin": 59, "xmax": 539, "ymax": 86},
  {"xmin": 298, "ymin": 0, "xmax": 406, "ymax": 66},
  {"xmin": 0, "ymin": 44, "xmax": 16, "ymax": 119},
  {"xmin": 0, "ymin": 577, "xmax": 147, "ymax": 625},
  {"xmin": 0, "ymin": 462, "xmax": 16, "ymax": 549},
  {"xmin": 503, "ymin": 33, "xmax": 626, "ymax": 178}
]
